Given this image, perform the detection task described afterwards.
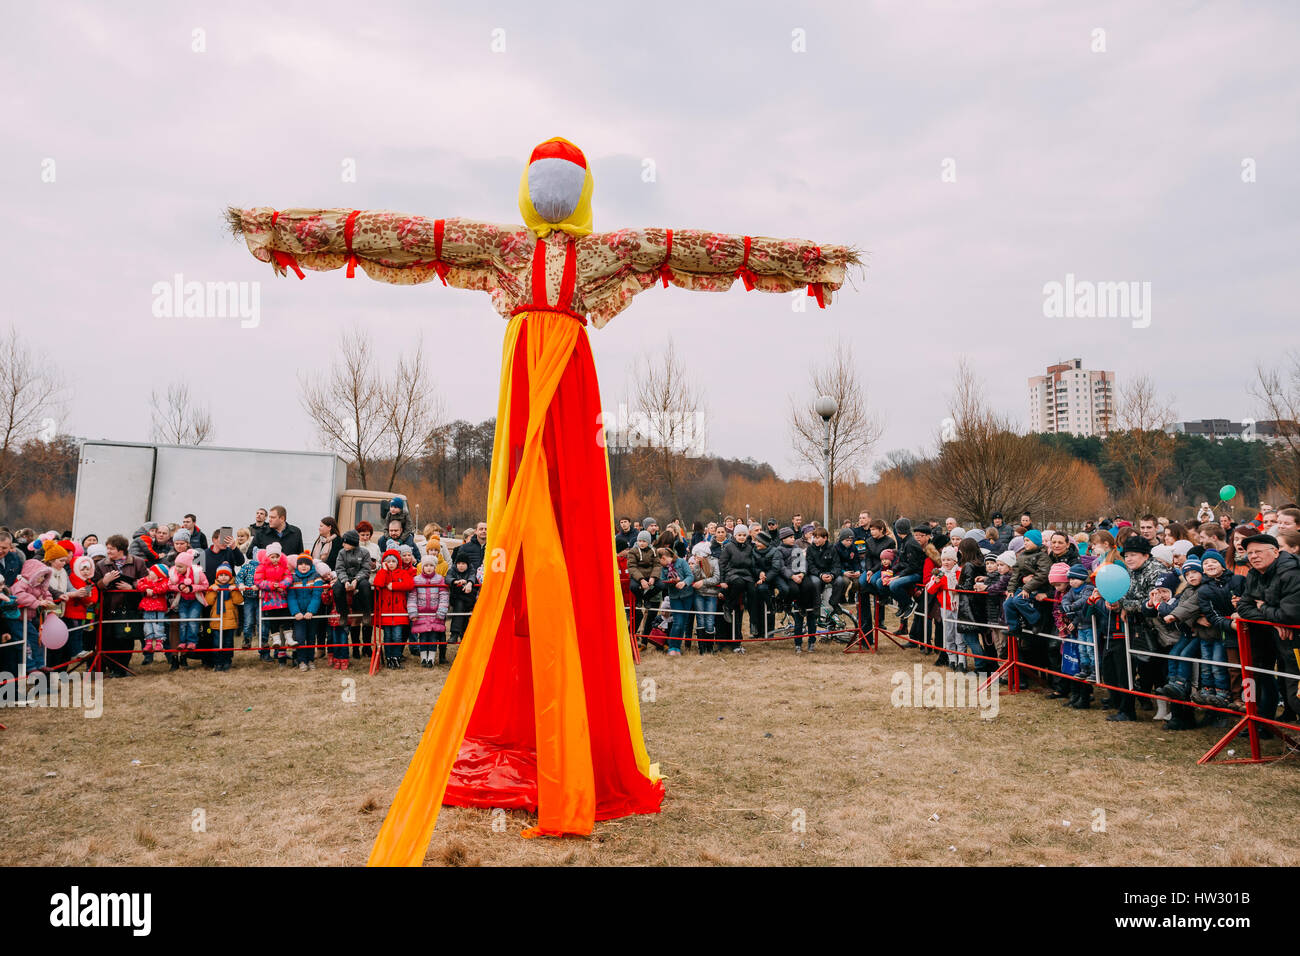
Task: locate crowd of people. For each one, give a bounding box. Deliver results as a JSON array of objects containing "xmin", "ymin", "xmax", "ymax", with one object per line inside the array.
[
  {"xmin": 5, "ymin": 495, "xmax": 1299, "ymax": 738},
  {"xmin": 0, "ymin": 497, "xmax": 489, "ymax": 681},
  {"xmin": 616, "ymin": 505, "xmax": 1300, "ymax": 734}
]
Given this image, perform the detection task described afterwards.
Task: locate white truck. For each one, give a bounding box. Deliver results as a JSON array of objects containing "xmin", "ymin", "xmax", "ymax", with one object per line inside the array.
[{"xmin": 72, "ymin": 440, "xmax": 399, "ymax": 540}]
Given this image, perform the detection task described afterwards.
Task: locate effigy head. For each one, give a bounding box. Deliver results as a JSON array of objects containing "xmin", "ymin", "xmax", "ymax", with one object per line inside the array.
[{"xmin": 519, "ymin": 137, "xmax": 594, "ymax": 238}]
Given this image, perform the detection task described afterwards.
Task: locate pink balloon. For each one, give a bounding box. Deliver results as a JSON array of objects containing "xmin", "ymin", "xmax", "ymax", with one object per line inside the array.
[{"xmin": 40, "ymin": 615, "xmax": 68, "ymax": 650}]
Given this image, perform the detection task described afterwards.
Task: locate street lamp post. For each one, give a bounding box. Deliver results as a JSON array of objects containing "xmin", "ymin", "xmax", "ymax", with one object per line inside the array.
[{"xmin": 815, "ymin": 395, "xmax": 838, "ymax": 530}]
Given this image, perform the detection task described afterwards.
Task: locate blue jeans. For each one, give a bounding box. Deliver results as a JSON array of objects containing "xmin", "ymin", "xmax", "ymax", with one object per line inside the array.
[
  {"xmin": 1166, "ymin": 633, "xmax": 1199, "ymax": 688},
  {"xmin": 177, "ymin": 600, "xmax": 202, "ymax": 644},
  {"xmin": 1198, "ymin": 639, "xmax": 1229, "ymax": 694},
  {"xmin": 24, "ymin": 615, "xmax": 43, "ymax": 672},
  {"xmin": 142, "ymin": 609, "xmax": 167, "ymax": 643},
  {"xmin": 1076, "ymin": 627, "xmax": 1095, "ymax": 674},
  {"xmin": 382, "ymin": 624, "xmax": 405, "ymax": 656},
  {"xmin": 667, "ymin": 601, "xmax": 692, "ymax": 650},
  {"xmin": 960, "ymin": 629, "xmax": 987, "ymax": 670},
  {"xmin": 887, "ymin": 574, "xmax": 921, "ymax": 615},
  {"xmin": 1002, "ymin": 593, "xmax": 1041, "ymax": 634},
  {"xmin": 693, "ymin": 593, "xmax": 717, "ymax": 636}
]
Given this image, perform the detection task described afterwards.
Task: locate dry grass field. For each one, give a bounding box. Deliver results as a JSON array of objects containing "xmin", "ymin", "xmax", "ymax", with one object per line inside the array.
[{"xmin": 4, "ymin": 632, "xmax": 1299, "ymax": 867}]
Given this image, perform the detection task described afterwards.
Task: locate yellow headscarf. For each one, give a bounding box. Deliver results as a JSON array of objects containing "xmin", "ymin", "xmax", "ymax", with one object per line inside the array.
[{"xmin": 518, "ymin": 137, "xmax": 594, "ymax": 239}]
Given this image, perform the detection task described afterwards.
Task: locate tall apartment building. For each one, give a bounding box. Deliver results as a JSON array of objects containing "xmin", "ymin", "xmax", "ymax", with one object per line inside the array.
[{"xmin": 1028, "ymin": 359, "xmax": 1116, "ymax": 437}]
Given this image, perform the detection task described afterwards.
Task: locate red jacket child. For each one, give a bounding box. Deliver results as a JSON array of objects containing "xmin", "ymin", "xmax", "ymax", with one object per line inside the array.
[
  {"xmin": 135, "ymin": 564, "xmax": 173, "ymax": 612},
  {"xmin": 65, "ymin": 555, "xmax": 101, "ymax": 621},
  {"xmin": 372, "ymin": 550, "xmax": 415, "ymax": 627}
]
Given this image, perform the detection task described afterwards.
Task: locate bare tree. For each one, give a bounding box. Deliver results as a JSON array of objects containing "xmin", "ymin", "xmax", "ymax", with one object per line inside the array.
[
  {"xmin": 300, "ymin": 327, "xmax": 444, "ymax": 491},
  {"xmin": 0, "ymin": 325, "xmax": 67, "ymax": 508},
  {"xmin": 1251, "ymin": 353, "xmax": 1300, "ymax": 502},
  {"xmin": 1104, "ymin": 373, "xmax": 1177, "ymax": 515},
  {"xmin": 380, "ymin": 335, "xmax": 445, "ymax": 491},
  {"xmin": 627, "ymin": 341, "xmax": 706, "ymax": 522},
  {"xmin": 926, "ymin": 360, "xmax": 1107, "ymax": 521},
  {"xmin": 788, "ymin": 339, "xmax": 884, "ymax": 522},
  {"xmin": 150, "ymin": 381, "xmax": 214, "ymax": 445}
]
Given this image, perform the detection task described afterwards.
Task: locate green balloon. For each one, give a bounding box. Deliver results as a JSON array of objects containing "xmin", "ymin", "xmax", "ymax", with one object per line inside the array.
[{"xmin": 1219, "ymin": 484, "xmax": 1237, "ymax": 501}]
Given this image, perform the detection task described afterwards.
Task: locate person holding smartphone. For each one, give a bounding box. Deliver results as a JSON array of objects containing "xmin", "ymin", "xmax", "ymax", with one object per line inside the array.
[{"xmin": 202, "ymin": 527, "xmax": 246, "ymax": 582}]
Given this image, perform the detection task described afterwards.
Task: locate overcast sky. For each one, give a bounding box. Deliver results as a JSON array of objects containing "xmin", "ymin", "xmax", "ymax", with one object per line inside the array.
[{"xmin": 6, "ymin": 1, "xmax": 1298, "ymax": 480}]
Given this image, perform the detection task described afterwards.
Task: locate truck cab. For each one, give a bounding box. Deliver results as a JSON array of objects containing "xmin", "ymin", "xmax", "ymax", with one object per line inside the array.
[{"xmin": 338, "ymin": 490, "xmax": 405, "ymax": 531}]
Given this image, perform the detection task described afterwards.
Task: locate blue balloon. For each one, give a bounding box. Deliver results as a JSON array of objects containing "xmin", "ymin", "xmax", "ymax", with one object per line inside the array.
[{"xmin": 1095, "ymin": 562, "xmax": 1131, "ymax": 604}]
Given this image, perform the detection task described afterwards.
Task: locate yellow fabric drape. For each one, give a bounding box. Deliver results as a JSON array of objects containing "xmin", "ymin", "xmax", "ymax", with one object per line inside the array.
[
  {"xmin": 517, "ymin": 136, "xmax": 594, "ymax": 239},
  {"xmin": 367, "ymin": 311, "xmax": 594, "ymax": 866}
]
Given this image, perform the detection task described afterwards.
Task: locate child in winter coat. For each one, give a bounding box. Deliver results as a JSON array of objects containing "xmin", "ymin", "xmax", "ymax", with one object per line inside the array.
[
  {"xmin": 206, "ymin": 563, "xmax": 243, "ymax": 671},
  {"xmin": 1156, "ymin": 561, "xmax": 1205, "ymax": 705},
  {"xmin": 134, "ymin": 564, "xmax": 172, "ymax": 663},
  {"xmin": 1194, "ymin": 550, "xmax": 1240, "ymax": 708},
  {"xmin": 254, "ymin": 542, "xmax": 293, "ymax": 663},
  {"xmin": 1059, "ymin": 564, "xmax": 1099, "ymax": 686},
  {"xmin": 287, "ymin": 552, "xmax": 322, "ymax": 670},
  {"xmin": 12, "ymin": 558, "xmax": 58, "ymax": 673},
  {"xmin": 688, "ymin": 541, "xmax": 720, "ymax": 654},
  {"xmin": 373, "ymin": 549, "xmax": 415, "ymax": 668},
  {"xmin": 407, "ymin": 553, "xmax": 449, "ymax": 666},
  {"xmin": 446, "ymin": 555, "xmax": 477, "ymax": 647},
  {"xmin": 926, "ymin": 547, "xmax": 959, "ymax": 668},
  {"xmin": 236, "ymin": 549, "xmax": 260, "ymax": 652},
  {"xmin": 658, "ymin": 547, "xmax": 695, "ymax": 656},
  {"xmin": 170, "ymin": 550, "xmax": 210, "ymax": 654},
  {"xmin": 59, "ymin": 555, "xmax": 100, "ymax": 665}
]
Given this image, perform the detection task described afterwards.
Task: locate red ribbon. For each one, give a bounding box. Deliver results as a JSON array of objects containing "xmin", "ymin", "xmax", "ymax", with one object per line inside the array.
[
  {"xmin": 343, "ymin": 209, "xmax": 361, "ymax": 278},
  {"xmin": 419, "ymin": 219, "xmax": 449, "ymax": 284},
  {"xmin": 659, "ymin": 228, "xmax": 674, "ymax": 288},
  {"xmin": 268, "ymin": 210, "xmax": 305, "ymax": 279},
  {"xmin": 735, "ymin": 235, "xmax": 756, "ymax": 291},
  {"xmin": 807, "ymin": 283, "xmax": 825, "ymax": 308}
]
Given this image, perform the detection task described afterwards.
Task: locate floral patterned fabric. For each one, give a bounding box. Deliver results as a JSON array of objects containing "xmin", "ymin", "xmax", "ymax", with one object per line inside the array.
[{"xmin": 229, "ymin": 207, "xmax": 858, "ymax": 329}]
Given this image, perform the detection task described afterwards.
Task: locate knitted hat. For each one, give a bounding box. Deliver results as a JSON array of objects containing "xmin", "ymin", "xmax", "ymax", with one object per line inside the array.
[
  {"xmin": 1008, "ymin": 536, "xmax": 1025, "ymax": 553},
  {"xmin": 778, "ymin": 526, "xmax": 795, "ymax": 540},
  {"xmin": 175, "ymin": 550, "xmax": 195, "ymax": 568},
  {"xmin": 215, "ymin": 562, "xmax": 234, "ymax": 579},
  {"xmin": 382, "ymin": 548, "xmax": 401, "ymax": 563},
  {"xmin": 941, "ymin": 546, "xmax": 958, "ymax": 561},
  {"xmin": 1067, "ymin": 563, "xmax": 1089, "ymax": 582},
  {"xmin": 265, "ymin": 542, "xmax": 283, "ymax": 556},
  {"xmin": 756, "ymin": 531, "xmax": 772, "ymax": 546},
  {"xmin": 39, "ymin": 540, "xmax": 69, "ymax": 564},
  {"xmin": 880, "ymin": 549, "xmax": 896, "ymax": 563},
  {"xmin": 149, "ymin": 563, "xmax": 169, "ymax": 580},
  {"xmin": 172, "ymin": 528, "xmax": 192, "ymax": 543},
  {"xmin": 315, "ymin": 560, "xmax": 333, "ymax": 578},
  {"xmin": 996, "ymin": 551, "xmax": 1017, "ymax": 569},
  {"xmin": 1156, "ymin": 571, "xmax": 1181, "ymax": 592},
  {"xmin": 951, "ymin": 527, "xmax": 966, "ymax": 540},
  {"xmin": 296, "ymin": 551, "xmax": 313, "ymax": 566},
  {"xmin": 691, "ymin": 541, "xmax": 712, "ymax": 559},
  {"xmin": 893, "ymin": 517, "xmax": 912, "ymax": 537},
  {"xmin": 838, "ymin": 527, "xmax": 854, "ymax": 541},
  {"xmin": 1181, "ymin": 557, "xmax": 1203, "ymax": 575},
  {"xmin": 1201, "ymin": 549, "xmax": 1225, "ymax": 566},
  {"xmin": 1048, "ymin": 562, "xmax": 1070, "ymax": 584},
  {"xmin": 389, "ymin": 497, "xmax": 405, "ymax": 511},
  {"xmin": 1151, "ymin": 544, "xmax": 1174, "ymax": 565},
  {"xmin": 419, "ymin": 553, "xmax": 439, "ymax": 570},
  {"xmin": 642, "ymin": 516, "xmax": 657, "ymax": 529},
  {"xmin": 342, "ymin": 530, "xmax": 360, "ymax": 547},
  {"xmin": 1024, "ymin": 529, "xmax": 1043, "ymax": 547},
  {"xmin": 801, "ymin": 523, "xmax": 817, "ymax": 535},
  {"xmin": 1122, "ymin": 537, "xmax": 1152, "ymax": 555},
  {"xmin": 964, "ymin": 529, "xmax": 985, "ymax": 541},
  {"xmin": 914, "ymin": 524, "xmax": 931, "ymax": 537},
  {"xmin": 1171, "ymin": 540, "xmax": 1193, "ymax": 556},
  {"xmin": 637, "ymin": 530, "xmax": 652, "ymax": 545},
  {"xmin": 87, "ymin": 543, "xmax": 108, "ymax": 560},
  {"xmin": 399, "ymin": 544, "xmax": 414, "ymax": 558}
]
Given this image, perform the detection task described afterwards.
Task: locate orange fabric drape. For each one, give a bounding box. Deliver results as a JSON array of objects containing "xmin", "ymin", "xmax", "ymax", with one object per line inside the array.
[{"xmin": 367, "ymin": 310, "xmax": 662, "ymax": 866}]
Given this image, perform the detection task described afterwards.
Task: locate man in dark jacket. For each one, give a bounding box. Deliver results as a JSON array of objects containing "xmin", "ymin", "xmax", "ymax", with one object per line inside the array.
[
  {"xmin": 201, "ymin": 528, "xmax": 246, "ymax": 582},
  {"xmin": 94, "ymin": 534, "xmax": 148, "ymax": 677},
  {"xmin": 860, "ymin": 519, "xmax": 895, "ymax": 630},
  {"xmin": 1235, "ymin": 534, "xmax": 1300, "ymax": 723},
  {"xmin": 1103, "ymin": 536, "xmax": 1167, "ymax": 722},
  {"xmin": 889, "ymin": 518, "xmax": 926, "ymax": 627},
  {"xmin": 621, "ymin": 531, "xmax": 659, "ymax": 638},
  {"xmin": 452, "ymin": 522, "xmax": 487, "ymax": 572},
  {"xmin": 614, "ymin": 517, "xmax": 638, "ymax": 553},
  {"xmin": 718, "ymin": 524, "xmax": 759, "ymax": 649},
  {"xmin": 261, "ymin": 506, "xmax": 304, "ymax": 557},
  {"xmin": 751, "ymin": 530, "xmax": 779, "ymax": 639},
  {"xmin": 992, "ymin": 512, "xmax": 1015, "ymax": 550},
  {"xmin": 804, "ymin": 526, "xmax": 842, "ymax": 634},
  {"xmin": 181, "ymin": 514, "xmax": 209, "ymax": 552}
]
